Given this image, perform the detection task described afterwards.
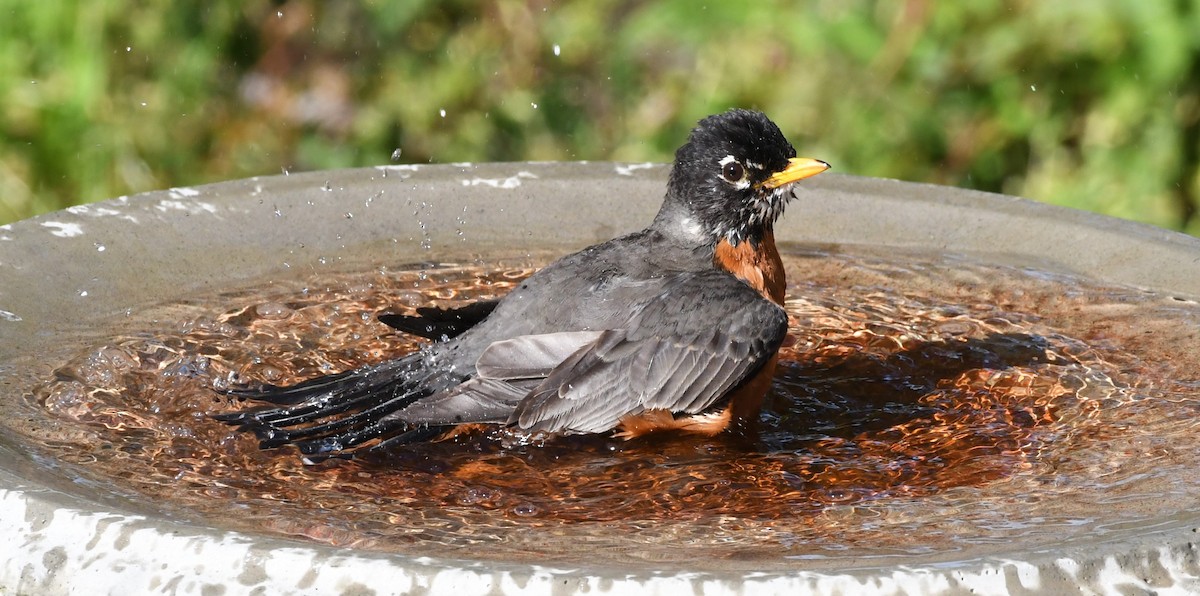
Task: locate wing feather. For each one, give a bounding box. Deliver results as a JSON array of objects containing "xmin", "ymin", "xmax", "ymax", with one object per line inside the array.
[
  {"xmin": 476, "ymin": 331, "xmax": 604, "ymax": 379},
  {"xmin": 510, "ymin": 270, "xmax": 788, "ymax": 434}
]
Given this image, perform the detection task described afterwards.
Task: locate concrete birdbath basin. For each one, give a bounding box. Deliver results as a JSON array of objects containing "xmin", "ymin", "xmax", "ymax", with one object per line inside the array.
[{"xmin": 2, "ymin": 163, "xmax": 1199, "ymax": 594}]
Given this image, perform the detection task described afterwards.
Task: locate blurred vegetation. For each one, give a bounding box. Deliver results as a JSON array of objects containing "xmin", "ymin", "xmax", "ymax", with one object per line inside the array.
[{"xmin": 2, "ymin": 1, "xmax": 1200, "ymax": 234}]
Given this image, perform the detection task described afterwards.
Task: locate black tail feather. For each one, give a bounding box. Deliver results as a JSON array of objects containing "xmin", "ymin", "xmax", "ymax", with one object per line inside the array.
[
  {"xmin": 377, "ymin": 300, "xmax": 499, "ymax": 340},
  {"xmin": 224, "ymin": 371, "xmax": 420, "ymax": 429},
  {"xmin": 295, "ymin": 418, "xmax": 410, "ymax": 455},
  {"xmin": 214, "ymin": 356, "xmax": 456, "ymax": 459},
  {"xmin": 253, "ymin": 389, "xmax": 430, "ymax": 448},
  {"xmin": 223, "ymin": 367, "xmax": 364, "ymax": 406}
]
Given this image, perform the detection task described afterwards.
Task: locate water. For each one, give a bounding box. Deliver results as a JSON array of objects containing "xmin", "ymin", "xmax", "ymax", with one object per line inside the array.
[{"xmin": 6, "ymin": 245, "xmax": 1200, "ymax": 571}]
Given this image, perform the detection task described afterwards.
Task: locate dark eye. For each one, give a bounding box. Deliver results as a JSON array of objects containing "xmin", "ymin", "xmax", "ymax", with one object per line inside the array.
[{"xmin": 721, "ymin": 160, "xmax": 745, "ymax": 182}]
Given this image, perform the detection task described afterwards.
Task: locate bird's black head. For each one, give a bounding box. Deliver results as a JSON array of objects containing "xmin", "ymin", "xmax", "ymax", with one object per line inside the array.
[{"xmin": 658, "ymin": 109, "xmax": 829, "ymax": 246}]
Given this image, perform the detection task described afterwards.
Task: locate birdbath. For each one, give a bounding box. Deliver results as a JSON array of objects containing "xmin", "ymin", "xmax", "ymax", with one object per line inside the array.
[{"xmin": 2, "ymin": 163, "xmax": 1199, "ymax": 594}]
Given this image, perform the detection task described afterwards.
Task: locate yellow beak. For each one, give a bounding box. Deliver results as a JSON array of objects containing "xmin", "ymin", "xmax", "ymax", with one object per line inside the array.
[{"xmin": 759, "ymin": 157, "xmax": 831, "ymax": 190}]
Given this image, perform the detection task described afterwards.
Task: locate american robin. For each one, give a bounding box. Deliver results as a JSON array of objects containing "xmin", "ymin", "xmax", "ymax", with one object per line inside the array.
[{"xmin": 216, "ymin": 109, "xmax": 830, "ymax": 460}]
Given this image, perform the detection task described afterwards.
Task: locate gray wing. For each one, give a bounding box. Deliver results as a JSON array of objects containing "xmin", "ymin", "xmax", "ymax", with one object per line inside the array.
[
  {"xmin": 392, "ymin": 331, "xmax": 603, "ymax": 425},
  {"xmin": 504, "ymin": 270, "xmax": 789, "ymax": 434}
]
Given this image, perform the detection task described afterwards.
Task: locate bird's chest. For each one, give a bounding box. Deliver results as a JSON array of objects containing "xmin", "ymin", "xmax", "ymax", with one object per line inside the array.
[{"xmin": 712, "ymin": 232, "xmax": 786, "ymax": 305}]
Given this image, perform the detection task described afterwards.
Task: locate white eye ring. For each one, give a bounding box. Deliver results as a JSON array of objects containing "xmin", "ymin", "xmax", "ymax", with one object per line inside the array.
[{"xmin": 718, "ymin": 155, "xmax": 749, "ymax": 187}]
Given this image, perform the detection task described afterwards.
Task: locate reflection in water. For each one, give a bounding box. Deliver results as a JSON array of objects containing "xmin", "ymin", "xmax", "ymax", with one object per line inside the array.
[{"xmin": 7, "ymin": 246, "xmax": 1200, "ymax": 570}]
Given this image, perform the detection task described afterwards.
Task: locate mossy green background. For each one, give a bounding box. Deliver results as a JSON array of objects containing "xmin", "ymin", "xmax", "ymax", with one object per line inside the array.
[{"xmin": 3, "ymin": 1, "xmax": 1199, "ymax": 233}]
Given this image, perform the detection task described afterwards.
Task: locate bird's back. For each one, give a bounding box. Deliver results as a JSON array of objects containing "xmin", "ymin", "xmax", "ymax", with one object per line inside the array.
[{"xmin": 441, "ymin": 226, "xmax": 716, "ymax": 369}]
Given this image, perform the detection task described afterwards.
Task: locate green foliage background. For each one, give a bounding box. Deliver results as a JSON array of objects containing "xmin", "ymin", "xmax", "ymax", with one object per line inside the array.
[{"xmin": 3, "ymin": 1, "xmax": 1199, "ymax": 233}]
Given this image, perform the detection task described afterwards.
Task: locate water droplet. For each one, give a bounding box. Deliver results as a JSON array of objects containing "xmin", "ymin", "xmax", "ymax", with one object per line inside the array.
[
  {"xmin": 322, "ymin": 181, "xmax": 333, "ymax": 192},
  {"xmin": 79, "ymin": 290, "xmax": 88, "ymax": 297},
  {"xmin": 531, "ymin": 102, "xmax": 538, "ymax": 109},
  {"xmin": 255, "ymin": 302, "xmax": 292, "ymax": 320},
  {"xmin": 391, "ymin": 148, "xmax": 403, "ymax": 161},
  {"xmin": 94, "ymin": 243, "xmax": 106, "ymax": 252},
  {"xmin": 126, "ymin": 46, "xmax": 131, "ymax": 52},
  {"xmin": 439, "ymin": 109, "xmax": 447, "ymax": 118},
  {"xmin": 513, "ymin": 502, "xmax": 541, "ymax": 517},
  {"xmin": 553, "ymin": 44, "xmax": 561, "ymax": 56},
  {"xmin": 1030, "ymin": 84, "xmax": 1037, "ymax": 91}
]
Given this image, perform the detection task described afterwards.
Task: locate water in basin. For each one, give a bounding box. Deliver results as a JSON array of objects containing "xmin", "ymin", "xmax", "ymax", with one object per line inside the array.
[{"xmin": 6, "ymin": 244, "xmax": 1200, "ymax": 572}]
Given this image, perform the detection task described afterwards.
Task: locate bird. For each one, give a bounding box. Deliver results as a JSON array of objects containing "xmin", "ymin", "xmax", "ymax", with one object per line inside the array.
[{"xmin": 215, "ymin": 109, "xmax": 830, "ymax": 461}]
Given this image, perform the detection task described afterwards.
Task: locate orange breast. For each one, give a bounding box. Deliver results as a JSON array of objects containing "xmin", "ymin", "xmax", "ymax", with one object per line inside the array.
[
  {"xmin": 712, "ymin": 230, "xmax": 786, "ymax": 305},
  {"xmin": 712, "ymin": 230, "xmax": 786, "ymax": 434}
]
